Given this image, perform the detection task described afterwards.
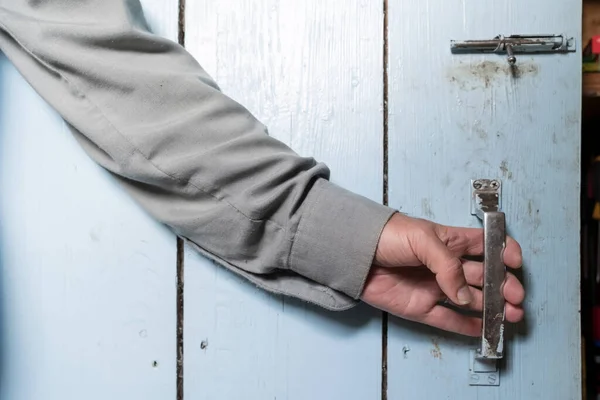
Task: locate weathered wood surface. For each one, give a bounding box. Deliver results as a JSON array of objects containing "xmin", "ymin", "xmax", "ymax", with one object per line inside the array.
[
  {"xmin": 183, "ymin": 1, "xmax": 385, "ymax": 399},
  {"xmin": 0, "ymin": 1, "xmax": 582, "ymax": 399},
  {"xmin": 0, "ymin": 1, "xmax": 179, "ymax": 398},
  {"xmin": 386, "ymin": 0, "xmax": 581, "ymax": 398}
]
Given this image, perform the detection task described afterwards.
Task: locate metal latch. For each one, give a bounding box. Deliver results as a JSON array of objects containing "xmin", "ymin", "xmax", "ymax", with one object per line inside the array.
[
  {"xmin": 468, "ymin": 179, "xmax": 506, "ymax": 386},
  {"xmin": 451, "ymin": 34, "xmax": 576, "ymax": 65}
]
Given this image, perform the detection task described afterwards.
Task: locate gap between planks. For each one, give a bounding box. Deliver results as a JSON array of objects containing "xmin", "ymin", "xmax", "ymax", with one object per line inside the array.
[
  {"xmin": 382, "ymin": 0, "xmax": 390, "ymax": 399},
  {"xmin": 176, "ymin": 3, "xmax": 186, "ymax": 400},
  {"xmin": 173, "ymin": 2, "xmax": 390, "ymax": 399}
]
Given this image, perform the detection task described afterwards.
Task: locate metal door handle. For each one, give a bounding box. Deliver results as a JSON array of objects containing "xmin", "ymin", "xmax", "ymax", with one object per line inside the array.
[{"xmin": 471, "ymin": 179, "xmax": 506, "ymax": 360}]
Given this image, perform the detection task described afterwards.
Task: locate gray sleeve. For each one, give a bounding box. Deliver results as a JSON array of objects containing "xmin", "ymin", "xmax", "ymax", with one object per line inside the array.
[{"xmin": 0, "ymin": 1, "xmax": 396, "ymax": 310}]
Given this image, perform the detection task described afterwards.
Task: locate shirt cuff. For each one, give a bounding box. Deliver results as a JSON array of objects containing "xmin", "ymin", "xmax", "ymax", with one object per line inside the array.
[{"xmin": 289, "ymin": 179, "xmax": 396, "ymax": 299}]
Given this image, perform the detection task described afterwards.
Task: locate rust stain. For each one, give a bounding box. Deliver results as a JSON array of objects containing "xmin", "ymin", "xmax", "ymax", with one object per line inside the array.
[
  {"xmin": 421, "ymin": 198, "xmax": 435, "ymax": 219},
  {"xmin": 566, "ymin": 111, "xmax": 580, "ymax": 127},
  {"xmin": 447, "ymin": 60, "xmax": 539, "ymax": 90},
  {"xmin": 89, "ymin": 231, "xmax": 100, "ymax": 242},
  {"xmin": 430, "ymin": 338, "xmax": 442, "ymax": 359},
  {"xmin": 472, "ymin": 120, "xmax": 487, "ymax": 139},
  {"xmin": 527, "ymin": 199, "xmax": 541, "ymax": 229},
  {"xmin": 457, "ymin": 120, "xmax": 488, "ymax": 140},
  {"xmin": 441, "ymin": 174, "xmax": 452, "ymax": 188},
  {"xmin": 499, "ymin": 160, "xmax": 513, "ymax": 180}
]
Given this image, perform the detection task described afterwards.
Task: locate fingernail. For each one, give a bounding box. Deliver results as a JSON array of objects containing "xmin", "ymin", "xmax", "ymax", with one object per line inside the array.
[{"xmin": 457, "ymin": 286, "xmax": 472, "ymax": 305}]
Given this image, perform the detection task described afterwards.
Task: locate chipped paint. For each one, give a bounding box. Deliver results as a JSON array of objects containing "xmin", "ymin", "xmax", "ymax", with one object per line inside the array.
[
  {"xmin": 497, "ymin": 325, "xmax": 504, "ymax": 355},
  {"xmin": 402, "ymin": 346, "xmax": 410, "ymax": 359}
]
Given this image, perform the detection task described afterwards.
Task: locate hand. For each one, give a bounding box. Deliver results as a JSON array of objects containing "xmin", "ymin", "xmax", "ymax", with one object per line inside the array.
[{"xmin": 361, "ymin": 213, "xmax": 524, "ymax": 336}]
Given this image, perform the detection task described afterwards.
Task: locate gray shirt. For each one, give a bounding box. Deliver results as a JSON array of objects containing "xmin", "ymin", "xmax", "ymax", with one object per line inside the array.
[{"xmin": 0, "ymin": 0, "xmax": 396, "ymax": 311}]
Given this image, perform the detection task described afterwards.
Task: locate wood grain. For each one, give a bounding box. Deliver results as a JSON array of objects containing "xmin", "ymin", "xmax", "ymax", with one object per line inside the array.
[
  {"xmin": 386, "ymin": 0, "xmax": 581, "ymax": 398},
  {"xmin": 183, "ymin": 1, "xmax": 385, "ymax": 399},
  {"xmin": 0, "ymin": 2, "xmax": 178, "ymax": 399}
]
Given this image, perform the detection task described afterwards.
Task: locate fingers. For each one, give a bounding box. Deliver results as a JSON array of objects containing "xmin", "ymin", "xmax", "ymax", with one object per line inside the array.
[
  {"xmin": 462, "ymin": 260, "xmax": 484, "ymax": 287},
  {"xmin": 412, "ymin": 233, "xmax": 472, "ymax": 305},
  {"xmin": 463, "ymin": 260, "xmax": 525, "ymax": 305},
  {"xmin": 421, "ymin": 305, "xmax": 482, "ymax": 336},
  {"xmin": 437, "ymin": 225, "xmax": 523, "ymax": 269},
  {"xmin": 503, "ymin": 236, "xmax": 523, "ymax": 269},
  {"xmin": 445, "ymin": 286, "xmax": 524, "ymax": 323},
  {"xmin": 460, "ymin": 260, "xmax": 525, "ymax": 324},
  {"xmin": 425, "ymin": 303, "xmax": 526, "ymax": 335},
  {"xmin": 505, "ymin": 303, "xmax": 524, "ymax": 322}
]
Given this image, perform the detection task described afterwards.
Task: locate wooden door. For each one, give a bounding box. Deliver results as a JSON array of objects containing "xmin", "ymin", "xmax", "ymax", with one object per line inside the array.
[
  {"xmin": 385, "ymin": 0, "xmax": 581, "ymax": 398},
  {"xmin": 0, "ymin": 0, "xmax": 582, "ymax": 399},
  {"xmin": 0, "ymin": 2, "xmax": 179, "ymax": 399}
]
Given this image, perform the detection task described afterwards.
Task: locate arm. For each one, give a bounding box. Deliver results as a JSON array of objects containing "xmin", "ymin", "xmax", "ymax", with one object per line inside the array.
[
  {"xmin": 0, "ymin": 0, "xmax": 395, "ymax": 310},
  {"xmin": 0, "ymin": 1, "xmax": 526, "ymax": 334}
]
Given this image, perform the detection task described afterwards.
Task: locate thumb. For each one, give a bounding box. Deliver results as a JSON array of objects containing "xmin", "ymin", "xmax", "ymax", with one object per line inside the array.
[{"xmin": 411, "ymin": 233, "xmax": 472, "ymax": 305}]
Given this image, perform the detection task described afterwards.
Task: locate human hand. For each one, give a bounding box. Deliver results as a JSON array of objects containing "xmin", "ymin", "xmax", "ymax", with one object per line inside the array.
[{"xmin": 361, "ymin": 213, "xmax": 524, "ymax": 336}]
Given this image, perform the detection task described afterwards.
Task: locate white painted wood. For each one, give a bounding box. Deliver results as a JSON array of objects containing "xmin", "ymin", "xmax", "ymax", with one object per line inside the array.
[
  {"xmin": 386, "ymin": 0, "xmax": 581, "ymax": 398},
  {"xmin": 0, "ymin": 2, "xmax": 178, "ymax": 399},
  {"xmin": 183, "ymin": 1, "xmax": 384, "ymax": 398}
]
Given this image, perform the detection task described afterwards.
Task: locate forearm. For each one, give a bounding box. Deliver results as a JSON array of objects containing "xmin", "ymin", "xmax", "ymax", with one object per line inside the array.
[{"xmin": 0, "ymin": 0, "xmax": 395, "ymax": 310}]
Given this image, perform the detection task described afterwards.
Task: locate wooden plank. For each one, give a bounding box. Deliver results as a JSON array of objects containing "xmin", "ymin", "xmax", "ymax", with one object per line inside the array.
[
  {"xmin": 0, "ymin": 2, "xmax": 178, "ymax": 399},
  {"xmin": 386, "ymin": 0, "xmax": 581, "ymax": 398},
  {"xmin": 183, "ymin": 1, "xmax": 384, "ymax": 399}
]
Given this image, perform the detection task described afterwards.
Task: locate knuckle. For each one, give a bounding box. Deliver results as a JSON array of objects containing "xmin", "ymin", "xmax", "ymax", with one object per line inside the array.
[
  {"xmin": 443, "ymin": 258, "xmax": 464, "ymax": 277},
  {"xmin": 409, "ymin": 224, "xmax": 431, "ymax": 245},
  {"xmin": 433, "ymin": 223, "xmax": 449, "ymax": 239}
]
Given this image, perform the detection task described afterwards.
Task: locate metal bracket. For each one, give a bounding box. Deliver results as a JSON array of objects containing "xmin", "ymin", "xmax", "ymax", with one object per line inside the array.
[
  {"xmin": 451, "ymin": 34, "xmax": 576, "ymax": 65},
  {"xmin": 469, "ymin": 350, "xmax": 500, "ymax": 386},
  {"xmin": 470, "ymin": 179, "xmax": 502, "ymax": 216},
  {"xmin": 470, "ymin": 179, "xmax": 506, "ymax": 359}
]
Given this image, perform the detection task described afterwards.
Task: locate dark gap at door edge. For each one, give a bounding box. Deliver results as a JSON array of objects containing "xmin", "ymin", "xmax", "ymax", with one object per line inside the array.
[
  {"xmin": 177, "ymin": 2, "xmax": 186, "ymax": 400},
  {"xmin": 382, "ymin": 1, "xmax": 389, "ymax": 400}
]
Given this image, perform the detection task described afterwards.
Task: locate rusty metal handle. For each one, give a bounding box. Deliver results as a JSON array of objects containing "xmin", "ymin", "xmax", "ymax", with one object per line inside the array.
[
  {"xmin": 478, "ymin": 210, "xmax": 506, "ymax": 359},
  {"xmin": 471, "ymin": 179, "xmax": 506, "ymax": 360}
]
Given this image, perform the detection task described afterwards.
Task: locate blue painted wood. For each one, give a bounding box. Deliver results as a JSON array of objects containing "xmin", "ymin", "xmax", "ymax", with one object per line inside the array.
[
  {"xmin": 0, "ymin": 2, "xmax": 178, "ymax": 399},
  {"xmin": 386, "ymin": 0, "xmax": 581, "ymax": 398},
  {"xmin": 183, "ymin": 1, "xmax": 385, "ymax": 399}
]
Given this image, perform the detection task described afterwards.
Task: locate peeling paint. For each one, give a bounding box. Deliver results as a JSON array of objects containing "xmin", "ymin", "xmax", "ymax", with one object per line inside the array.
[{"xmin": 402, "ymin": 346, "xmax": 410, "ymax": 359}]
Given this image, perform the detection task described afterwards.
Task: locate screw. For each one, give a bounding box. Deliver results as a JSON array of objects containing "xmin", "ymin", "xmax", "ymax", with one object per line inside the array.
[
  {"xmin": 490, "ymin": 180, "xmax": 499, "ymax": 189},
  {"xmin": 488, "ymin": 374, "xmax": 497, "ymax": 384},
  {"xmin": 473, "ymin": 180, "xmax": 483, "ymax": 189}
]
